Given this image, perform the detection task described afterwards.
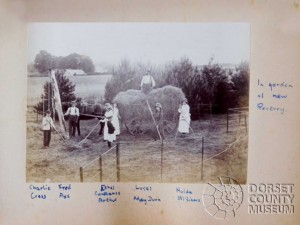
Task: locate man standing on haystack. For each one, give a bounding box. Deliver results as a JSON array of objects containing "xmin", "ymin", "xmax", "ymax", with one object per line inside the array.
[
  {"xmin": 178, "ymin": 98, "xmax": 191, "ymax": 134},
  {"xmin": 140, "ymin": 69, "xmax": 155, "ymax": 93},
  {"xmin": 64, "ymin": 100, "xmax": 80, "ymax": 137}
]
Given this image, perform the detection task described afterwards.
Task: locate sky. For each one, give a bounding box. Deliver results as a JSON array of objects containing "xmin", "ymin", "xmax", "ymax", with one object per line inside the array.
[{"xmin": 28, "ymin": 23, "xmax": 250, "ymax": 66}]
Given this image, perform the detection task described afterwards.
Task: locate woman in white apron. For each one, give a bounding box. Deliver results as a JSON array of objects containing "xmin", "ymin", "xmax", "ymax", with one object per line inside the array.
[
  {"xmin": 112, "ymin": 102, "xmax": 121, "ymax": 135},
  {"xmin": 100, "ymin": 103, "xmax": 116, "ymax": 147},
  {"xmin": 178, "ymin": 98, "xmax": 191, "ymax": 134}
]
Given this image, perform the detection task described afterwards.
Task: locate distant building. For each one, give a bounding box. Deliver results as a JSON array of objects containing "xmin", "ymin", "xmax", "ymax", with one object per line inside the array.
[
  {"xmin": 63, "ymin": 69, "xmax": 86, "ymax": 76},
  {"xmin": 95, "ymin": 65, "xmax": 108, "ymax": 74}
]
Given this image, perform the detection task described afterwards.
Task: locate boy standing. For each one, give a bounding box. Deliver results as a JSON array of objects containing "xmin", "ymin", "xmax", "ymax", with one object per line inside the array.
[{"xmin": 42, "ymin": 110, "xmax": 55, "ymax": 148}]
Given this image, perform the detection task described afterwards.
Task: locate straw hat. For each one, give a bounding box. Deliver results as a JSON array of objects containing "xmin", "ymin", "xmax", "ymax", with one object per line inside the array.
[
  {"xmin": 155, "ymin": 102, "xmax": 162, "ymax": 108},
  {"xmin": 182, "ymin": 98, "xmax": 188, "ymax": 103},
  {"xmin": 104, "ymin": 103, "xmax": 112, "ymax": 109}
]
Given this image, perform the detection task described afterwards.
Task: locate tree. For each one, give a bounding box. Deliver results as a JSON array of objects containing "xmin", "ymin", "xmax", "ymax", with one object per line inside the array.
[
  {"xmin": 34, "ymin": 51, "xmax": 95, "ymax": 74},
  {"xmin": 104, "ymin": 59, "xmax": 136, "ymax": 102},
  {"xmin": 27, "ymin": 62, "xmax": 38, "ymax": 74},
  {"xmin": 34, "ymin": 70, "xmax": 76, "ymax": 114},
  {"xmin": 231, "ymin": 61, "xmax": 250, "ymax": 107},
  {"xmin": 80, "ymin": 55, "xmax": 95, "ymax": 73},
  {"xmin": 34, "ymin": 50, "xmax": 54, "ymax": 74}
]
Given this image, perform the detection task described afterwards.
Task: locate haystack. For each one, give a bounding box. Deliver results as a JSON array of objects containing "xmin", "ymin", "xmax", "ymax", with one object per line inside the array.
[{"xmin": 113, "ymin": 85, "xmax": 185, "ymax": 122}]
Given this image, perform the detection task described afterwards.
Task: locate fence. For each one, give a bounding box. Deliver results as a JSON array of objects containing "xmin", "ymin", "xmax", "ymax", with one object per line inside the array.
[
  {"xmin": 78, "ymin": 106, "xmax": 248, "ymax": 182},
  {"xmin": 190, "ymin": 103, "xmax": 217, "ymax": 120},
  {"xmin": 226, "ymin": 107, "xmax": 248, "ymax": 133},
  {"xmin": 79, "ymin": 143, "xmax": 120, "ymax": 182},
  {"xmin": 78, "ymin": 134, "xmax": 246, "ymax": 183}
]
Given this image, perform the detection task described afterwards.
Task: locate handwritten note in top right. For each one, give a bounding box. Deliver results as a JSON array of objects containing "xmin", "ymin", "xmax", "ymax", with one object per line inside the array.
[{"xmin": 256, "ymin": 79, "xmax": 294, "ymax": 115}]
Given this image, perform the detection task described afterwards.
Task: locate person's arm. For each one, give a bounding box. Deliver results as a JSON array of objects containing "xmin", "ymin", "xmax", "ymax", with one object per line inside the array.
[
  {"xmin": 42, "ymin": 118, "xmax": 47, "ymax": 128},
  {"xmin": 151, "ymin": 76, "xmax": 155, "ymax": 87},
  {"xmin": 50, "ymin": 118, "xmax": 55, "ymax": 129},
  {"xmin": 178, "ymin": 106, "xmax": 182, "ymax": 113},
  {"xmin": 118, "ymin": 111, "xmax": 121, "ymax": 120},
  {"xmin": 76, "ymin": 107, "xmax": 79, "ymax": 116},
  {"xmin": 140, "ymin": 76, "xmax": 145, "ymax": 87}
]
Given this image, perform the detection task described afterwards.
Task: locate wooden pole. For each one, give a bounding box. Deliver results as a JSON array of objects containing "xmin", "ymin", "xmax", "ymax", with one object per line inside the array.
[
  {"xmin": 42, "ymin": 94, "xmax": 45, "ymax": 116},
  {"xmin": 209, "ymin": 102, "xmax": 212, "ymax": 124},
  {"xmin": 146, "ymin": 100, "xmax": 162, "ymax": 141},
  {"xmin": 116, "ymin": 142, "xmax": 120, "ymax": 182},
  {"xmin": 201, "ymin": 137, "xmax": 204, "ymax": 181},
  {"xmin": 80, "ymin": 167, "xmax": 83, "ymax": 182},
  {"xmin": 161, "ymin": 140, "xmax": 163, "ymax": 183},
  {"xmin": 198, "ymin": 104, "xmax": 201, "ymax": 122},
  {"xmin": 226, "ymin": 109, "xmax": 229, "ymax": 133},
  {"xmin": 99, "ymin": 156, "xmax": 103, "ymax": 182},
  {"xmin": 244, "ymin": 113, "xmax": 248, "ymax": 134},
  {"xmin": 48, "ymin": 71, "xmax": 51, "ymax": 110}
]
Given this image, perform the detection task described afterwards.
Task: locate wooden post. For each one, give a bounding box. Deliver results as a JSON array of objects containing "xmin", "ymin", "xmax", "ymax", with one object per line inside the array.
[
  {"xmin": 201, "ymin": 137, "xmax": 204, "ymax": 181},
  {"xmin": 99, "ymin": 156, "xmax": 103, "ymax": 182},
  {"xmin": 238, "ymin": 111, "xmax": 241, "ymax": 126},
  {"xmin": 161, "ymin": 140, "xmax": 164, "ymax": 183},
  {"xmin": 198, "ymin": 104, "xmax": 201, "ymax": 122},
  {"xmin": 48, "ymin": 71, "xmax": 51, "ymax": 110},
  {"xmin": 244, "ymin": 113, "xmax": 248, "ymax": 134},
  {"xmin": 209, "ymin": 102, "xmax": 212, "ymax": 124},
  {"xmin": 42, "ymin": 94, "xmax": 45, "ymax": 116},
  {"xmin": 80, "ymin": 167, "xmax": 83, "ymax": 182},
  {"xmin": 116, "ymin": 142, "xmax": 120, "ymax": 182},
  {"xmin": 226, "ymin": 109, "xmax": 229, "ymax": 133},
  {"xmin": 36, "ymin": 110, "xmax": 38, "ymax": 122}
]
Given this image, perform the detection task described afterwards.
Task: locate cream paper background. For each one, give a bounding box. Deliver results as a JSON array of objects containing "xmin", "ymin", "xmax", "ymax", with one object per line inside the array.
[{"xmin": 0, "ymin": 0, "xmax": 299, "ymax": 224}]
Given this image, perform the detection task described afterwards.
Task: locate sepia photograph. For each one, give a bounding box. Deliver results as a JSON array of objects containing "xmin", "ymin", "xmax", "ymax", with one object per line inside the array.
[{"xmin": 26, "ymin": 23, "xmax": 250, "ymax": 183}]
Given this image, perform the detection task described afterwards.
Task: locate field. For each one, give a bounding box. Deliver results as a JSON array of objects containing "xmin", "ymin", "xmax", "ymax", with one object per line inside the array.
[
  {"xmin": 27, "ymin": 74, "xmax": 112, "ymax": 105},
  {"xmin": 26, "ymin": 105, "xmax": 248, "ymax": 184}
]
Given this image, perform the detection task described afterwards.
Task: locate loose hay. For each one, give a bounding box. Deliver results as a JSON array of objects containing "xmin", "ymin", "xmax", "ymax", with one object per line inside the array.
[{"xmin": 113, "ymin": 85, "xmax": 185, "ymax": 122}]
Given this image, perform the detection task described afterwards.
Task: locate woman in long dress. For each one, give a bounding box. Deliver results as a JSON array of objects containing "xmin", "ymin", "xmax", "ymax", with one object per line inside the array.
[
  {"xmin": 112, "ymin": 102, "xmax": 121, "ymax": 135},
  {"xmin": 178, "ymin": 98, "xmax": 191, "ymax": 134},
  {"xmin": 100, "ymin": 103, "xmax": 116, "ymax": 147}
]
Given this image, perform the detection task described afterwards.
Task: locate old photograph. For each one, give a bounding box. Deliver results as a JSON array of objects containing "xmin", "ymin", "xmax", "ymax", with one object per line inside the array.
[{"xmin": 26, "ymin": 23, "xmax": 250, "ymax": 183}]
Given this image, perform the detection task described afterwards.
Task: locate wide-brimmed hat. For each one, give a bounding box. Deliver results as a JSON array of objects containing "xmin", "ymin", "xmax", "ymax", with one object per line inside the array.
[
  {"xmin": 104, "ymin": 103, "xmax": 112, "ymax": 109},
  {"xmin": 155, "ymin": 102, "xmax": 162, "ymax": 108}
]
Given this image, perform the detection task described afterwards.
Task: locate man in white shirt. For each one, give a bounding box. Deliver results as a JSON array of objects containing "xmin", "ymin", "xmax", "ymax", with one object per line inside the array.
[
  {"xmin": 64, "ymin": 101, "xmax": 80, "ymax": 137},
  {"xmin": 140, "ymin": 69, "xmax": 155, "ymax": 93}
]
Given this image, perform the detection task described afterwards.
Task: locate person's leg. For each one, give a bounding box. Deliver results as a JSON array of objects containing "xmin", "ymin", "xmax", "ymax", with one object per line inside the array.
[
  {"xmin": 107, "ymin": 141, "xmax": 111, "ymax": 148},
  {"xmin": 77, "ymin": 119, "xmax": 80, "ymax": 135},
  {"xmin": 69, "ymin": 118, "xmax": 72, "ymax": 137},
  {"xmin": 99, "ymin": 121, "xmax": 104, "ymax": 135},
  {"xmin": 72, "ymin": 119, "xmax": 76, "ymax": 136},
  {"xmin": 48, "ymin": 130, "xmax": 51, "ymax": 146},
  {"xmin": 43, "ymin": 130, "xmax": 47, "ymax": 147}
]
